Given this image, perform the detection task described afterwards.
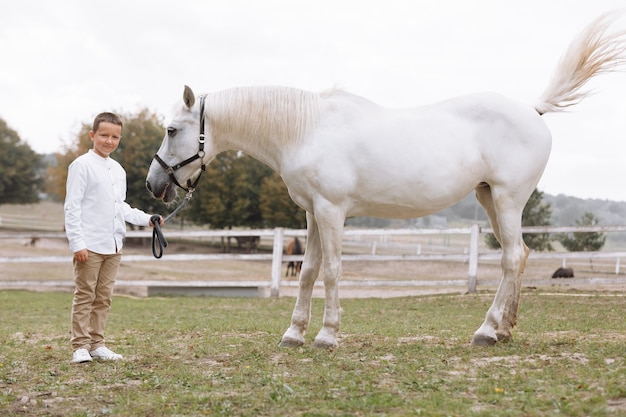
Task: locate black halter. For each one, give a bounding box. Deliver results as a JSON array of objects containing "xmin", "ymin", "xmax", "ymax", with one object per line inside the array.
[{"xmin": 153, "ymin": 94, "xmax": 207, "ymax": 193}]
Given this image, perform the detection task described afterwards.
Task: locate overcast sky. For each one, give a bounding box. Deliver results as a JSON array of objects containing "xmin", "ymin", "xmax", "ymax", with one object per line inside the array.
[{"xmin": 2, "ymin": 0, "xmax": 626, "ymax": 202}]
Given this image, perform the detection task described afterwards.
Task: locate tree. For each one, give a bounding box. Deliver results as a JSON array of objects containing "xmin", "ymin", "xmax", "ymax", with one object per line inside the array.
[
  {"xmin": 45, "ymin": 125, "xmax": 91, "ymax": 202},
  {"xmin": 259, "ymin": 172, "xmax": 306, "ymax": 228},
  {"xmin": 0, "ymin": 118, "xmax": 43, "ymax": 205},
  {"xmin": 485, "ymin": 188, "xmax": 554, "ymax": 251},
  {"xmin": 186, "ymin": 151, "xmax": 274, "ymax": 229},
  {"xmin": 185, "ymin": 152, "xmax": 309, "ymax": 230},
  {"xmin": 558, "ymin": 212, "xmax": 606, "ymax": 252}
]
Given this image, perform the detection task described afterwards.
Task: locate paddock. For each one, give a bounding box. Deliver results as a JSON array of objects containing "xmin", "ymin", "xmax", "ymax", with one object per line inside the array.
[
  {"xmin": 1, "ymin": 226, "xmax": 625, "ymax": 297},
  {"xmin": 0, "ymin": 290, "xmax": 624, "ymax": 416}
]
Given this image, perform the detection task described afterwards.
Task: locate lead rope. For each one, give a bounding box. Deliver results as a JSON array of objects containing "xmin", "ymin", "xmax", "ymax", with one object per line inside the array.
[{"xmin": 151, "ymin": 189, "xmax": 195, "ymax": 258}]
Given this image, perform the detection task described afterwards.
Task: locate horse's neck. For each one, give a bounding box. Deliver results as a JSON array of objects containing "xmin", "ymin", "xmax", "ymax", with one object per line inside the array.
[
  {"xmin": 215, "ymin": 129, "xmax": 283, "ymax": 171},
  {"xmin": 208, "ymin": 87, "xmax": 320, "ymax": 171}
]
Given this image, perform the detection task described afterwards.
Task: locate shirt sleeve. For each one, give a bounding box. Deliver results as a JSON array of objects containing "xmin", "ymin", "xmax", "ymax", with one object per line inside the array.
[
  {"xmin": 64, "ymin": 161, "xmax": 87, "ymax": 253},
  {"xmin": 121, "ymin": 201, "xmax": 153, "ymax": 227}
]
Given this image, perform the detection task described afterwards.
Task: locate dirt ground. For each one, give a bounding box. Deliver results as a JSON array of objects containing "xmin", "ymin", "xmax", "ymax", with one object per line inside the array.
[{"xmin": 1, "ymin": 237, "xmax": 625, "ymax": 298}]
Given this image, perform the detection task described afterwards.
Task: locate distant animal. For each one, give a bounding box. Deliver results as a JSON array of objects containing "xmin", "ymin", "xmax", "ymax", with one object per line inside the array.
[
  {"xmin": 234, "ymin": 235, "xmax": 260, "ymax": 253},
  {"xmin": 146, "ymin": 12, "xmax": 626, "ymax": 348},
  {"xmin": 285, "ymin": 237, "xmax": 303, "ymax": 277},
  {"xmin": 552, "ymin": 267, "xmax": 574, "ymax": 279}
]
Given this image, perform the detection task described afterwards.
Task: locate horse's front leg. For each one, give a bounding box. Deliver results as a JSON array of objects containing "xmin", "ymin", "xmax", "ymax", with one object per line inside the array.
[
  {"xmin": 279, "ymin": 213, "xmax": 322, "ymax": 347},
  {"xmin": 472, "ymin": 217, "xmax": 528, "ymax": 346}
]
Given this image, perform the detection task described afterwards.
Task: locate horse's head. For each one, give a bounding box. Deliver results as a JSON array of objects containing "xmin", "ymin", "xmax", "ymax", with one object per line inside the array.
[{"xmin": 146, "ymin": 85, "xmax": 212, "ymax": 203}]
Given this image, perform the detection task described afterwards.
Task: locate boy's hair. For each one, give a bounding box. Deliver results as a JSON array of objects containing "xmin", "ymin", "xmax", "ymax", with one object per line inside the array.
[{"xmin": 92, "ymin": 112, "xmax": 123, "ymax": 132}]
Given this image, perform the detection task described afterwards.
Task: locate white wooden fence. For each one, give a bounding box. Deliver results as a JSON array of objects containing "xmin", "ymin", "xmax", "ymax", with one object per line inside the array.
[{"xmin": 1, "ymin": 225, "xmax": 625, "ymax": 296}]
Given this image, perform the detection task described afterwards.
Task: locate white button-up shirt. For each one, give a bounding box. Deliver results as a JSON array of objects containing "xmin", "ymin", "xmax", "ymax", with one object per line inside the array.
[{"xmin": 64, "ymin": 150, "xmax": 152, "ymax": 254}]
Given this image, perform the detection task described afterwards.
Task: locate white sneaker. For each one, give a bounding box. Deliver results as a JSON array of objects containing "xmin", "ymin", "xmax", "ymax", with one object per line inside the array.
[
  {"xmin": 89, "ymin": 346, "xmax": 123, "ymax": 361},
  {"xmin": 72, "ymin": 348, "xmax": 93, "ymax": 363}
]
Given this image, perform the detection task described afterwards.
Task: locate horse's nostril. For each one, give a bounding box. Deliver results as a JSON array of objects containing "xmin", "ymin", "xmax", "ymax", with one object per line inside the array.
[{"xmin": 146, "ymin": 181, "xmax": 152, "ymax": 192}]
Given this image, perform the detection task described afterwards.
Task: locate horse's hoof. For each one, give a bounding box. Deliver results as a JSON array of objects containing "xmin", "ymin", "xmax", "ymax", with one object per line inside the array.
[
  {"xmin": 279, "ymin": 337, "xmax": 305, "ymax": 348},
  {"xmin": 496, "ymin": 331, "xmax": 512, "ymax": 342},
  {"xmin": 471, "ymin": 334, "xmax": 497, "ymax": 346},
  {"xmin": 312, "ymin": 337, "xmax": 338, "ymax": 350}
]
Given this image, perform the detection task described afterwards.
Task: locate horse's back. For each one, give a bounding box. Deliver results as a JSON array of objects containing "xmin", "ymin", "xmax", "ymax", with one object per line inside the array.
[
  {"xmin": 315, "ymin": 90, "xmax": 551, "ymax": 155},
  {"xmin": 408, "ymin": 92, "xmax": 550, "ymax": 144}
]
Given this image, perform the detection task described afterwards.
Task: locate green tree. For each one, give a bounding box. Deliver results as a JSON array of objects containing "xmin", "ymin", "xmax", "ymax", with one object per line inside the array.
[
  {"xmin": 485, "ymin": 188, "xmax": 554, "ymax": 251},
  {"xmin": 259, "ymin": 172, "xmax": 306, "ymax": 228},
  {"xmin": 186, "ymin": 152, "xmax": 274, "ymax": 229},
  {"xmin": 558, "ymin": 212, "xmax": 606, "ymax": 251},
  {"xmin": 0, "ymin": 118, "xmax": 43, "ymax": 205}
]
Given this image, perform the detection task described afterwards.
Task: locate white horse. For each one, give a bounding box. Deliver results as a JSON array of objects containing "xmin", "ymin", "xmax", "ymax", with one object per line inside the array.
[{"xmin": 146, "ymin": 13, "xmax": 626, "ymax": 348}]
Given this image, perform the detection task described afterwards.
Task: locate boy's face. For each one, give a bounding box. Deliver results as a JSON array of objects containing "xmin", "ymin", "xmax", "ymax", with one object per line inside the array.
[{"xmin": 90, "ymin": 122, "xmax": 122, "ymax": 158}]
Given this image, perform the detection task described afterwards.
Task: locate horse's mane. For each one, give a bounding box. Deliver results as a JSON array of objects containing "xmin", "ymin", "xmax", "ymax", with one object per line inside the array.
[{"xmin": 206, "ymin": 86, "xmax": 325, "ymax": 147}]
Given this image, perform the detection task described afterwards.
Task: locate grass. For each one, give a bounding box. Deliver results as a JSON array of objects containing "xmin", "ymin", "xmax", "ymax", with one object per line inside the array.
[{"xmin": 0, "ymin": 290, "xmax": 624, "ymax": 416}]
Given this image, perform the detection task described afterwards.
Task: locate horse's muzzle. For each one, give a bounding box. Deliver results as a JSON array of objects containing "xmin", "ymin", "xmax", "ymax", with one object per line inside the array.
[{"xmin": 146, "ymin": 180, "xmax": 174, "ymax": 202}]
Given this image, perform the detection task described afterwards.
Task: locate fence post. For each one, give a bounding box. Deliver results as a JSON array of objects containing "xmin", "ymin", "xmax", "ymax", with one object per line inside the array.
[
  {"xmin": 270, "ymin": 227, "xmax": 284, "ymax": 297},
  {"xmin": 467, "ymin": 224, "xmax": 479, "ymax": 293}
]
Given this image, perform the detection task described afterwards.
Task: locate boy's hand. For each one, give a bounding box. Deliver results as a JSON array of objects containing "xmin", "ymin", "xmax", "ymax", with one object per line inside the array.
[
  {"xmin": 74, "ymin": 249, "xmax": 88, "ymax": 263},
  {"xmin": 149, "ymin": 215, "xmax": 164, "ymax": 228}
]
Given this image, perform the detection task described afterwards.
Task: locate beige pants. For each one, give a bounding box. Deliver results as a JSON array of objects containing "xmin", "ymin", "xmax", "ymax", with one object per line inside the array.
[{"xmin": 71, "ymin": 250, "xmax": 121, "ymax": 351}]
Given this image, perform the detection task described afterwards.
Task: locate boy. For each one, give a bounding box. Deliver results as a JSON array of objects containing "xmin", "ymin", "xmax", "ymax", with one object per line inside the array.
[{"xmin": 64, "ymin": 112, "xmax": 162, "ymax": 363}]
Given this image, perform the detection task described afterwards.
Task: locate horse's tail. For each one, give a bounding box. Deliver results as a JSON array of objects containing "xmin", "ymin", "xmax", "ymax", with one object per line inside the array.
[
  {"xmin": 294, "ymin": 237, "xmax": 303, "ymax": 254},
  {"xmin": 534, "ymin": 11, "xmax": 626, "ymax": 115}
]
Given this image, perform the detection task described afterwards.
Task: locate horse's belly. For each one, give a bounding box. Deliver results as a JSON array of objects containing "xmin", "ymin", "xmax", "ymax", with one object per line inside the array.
[
  {"xmin": 345, "ymin": 180, "xmax": 477, "ymax": 219},
  {"xmin": 345, "ymin": 141, "xmax": 485, "ymax": 218}
]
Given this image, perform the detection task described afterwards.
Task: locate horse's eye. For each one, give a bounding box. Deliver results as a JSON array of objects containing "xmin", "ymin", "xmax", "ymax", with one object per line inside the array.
[{"xmin": 167, "ymin": 127, "xmax": 177, "ymax": 137}]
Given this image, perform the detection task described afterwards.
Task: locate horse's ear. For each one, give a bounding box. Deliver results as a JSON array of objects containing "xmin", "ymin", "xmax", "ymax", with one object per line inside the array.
[{"xmin": 183, "ymin": 85, "xmax": 195, "ymax": 109}]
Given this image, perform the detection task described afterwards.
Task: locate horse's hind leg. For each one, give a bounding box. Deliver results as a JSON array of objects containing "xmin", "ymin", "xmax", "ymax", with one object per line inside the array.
[
  {"xmin": 472, "ymin": 185, "xmax": 530, "ymax": 346},
  {"xmin": 279, "ymin": 212, "xmax": 322, "ymax": 347},
  {"xmin": 475, "ymin": 183, "xmax": 502, "ymax": 244}
]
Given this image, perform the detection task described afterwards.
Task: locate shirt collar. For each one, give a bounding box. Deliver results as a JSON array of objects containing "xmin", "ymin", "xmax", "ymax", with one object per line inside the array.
[{"xmin": 88, "ymin": 149, "xmax": 109, "ymax": 161}]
